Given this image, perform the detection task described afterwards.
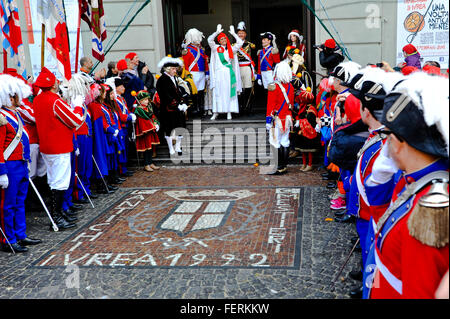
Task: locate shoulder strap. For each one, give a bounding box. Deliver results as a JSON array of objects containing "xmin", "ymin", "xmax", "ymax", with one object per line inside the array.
[
  {"xmin": 275, "ymin": 82, "xmax": 292, "ymax": 115},
  {"xmin": 376, "ymin": 170, "xmax": 449, "ymax": 233}
]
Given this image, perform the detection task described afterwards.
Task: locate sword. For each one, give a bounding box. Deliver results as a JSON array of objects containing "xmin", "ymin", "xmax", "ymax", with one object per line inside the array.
[
  {"xmin": 0, "ymin": 225, "xmax": 16, "ymax": 254},
  {"xmin": 28, "ymin": 178, "xmax": 59, "ymax": 232},
  {"xmin": 74, "ymin": 172, "xmax": 95, "ymax": 209},
  {"xmin": 244, "ymin": 84, "xmax": 255, "ymax": 112},
  {"xmin": 333, "ymin": 238, "xmax": 360, "ymax": 283},
  {"xmin": 92, "ymin": 155, "xmax": 110, "ymax": 193}
]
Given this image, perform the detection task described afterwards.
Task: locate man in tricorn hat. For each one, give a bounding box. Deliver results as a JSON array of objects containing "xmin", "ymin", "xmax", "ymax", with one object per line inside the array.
[
  {"xmin": 156, "ymin": 56, "xmax": 188, "ymax": 156},
  {"xmin": 235, "ymin": 21, "xmax": 256, "ymax": 115},
  {"xmin": 362, "ymin": 71, "xmax": 449, "ymax": 299},
  {"xmin": 256, "ymin": 32, "xmax": 280, "ymax": 90}
]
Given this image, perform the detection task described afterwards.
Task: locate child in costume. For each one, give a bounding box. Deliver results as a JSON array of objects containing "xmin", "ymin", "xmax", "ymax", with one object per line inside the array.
[{"xmin": 133, "ymin": 90, "xmax": 160, "ymax": 172}]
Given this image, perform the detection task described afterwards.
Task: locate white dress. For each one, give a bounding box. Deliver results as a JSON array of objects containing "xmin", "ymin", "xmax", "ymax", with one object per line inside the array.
[{"xmin": 208, "ymin": 33, "xmax": 243, "ymax": 114}]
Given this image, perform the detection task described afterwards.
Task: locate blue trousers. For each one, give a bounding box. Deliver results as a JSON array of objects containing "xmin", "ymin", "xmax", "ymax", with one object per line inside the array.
[
  {"xmin": 356, "ymin": 218, "xmax": 370, "ymax": 268},
  {"xmin": 0, "ymin": 161, "xmax": 29, "ymax": 244},
  {"xmin": 74, "ymin": 135, "xmax": 93, "ymax": 200},
  {"xmin": 62, "ymin": 151, "xmax": 75, "ymax": 211}
]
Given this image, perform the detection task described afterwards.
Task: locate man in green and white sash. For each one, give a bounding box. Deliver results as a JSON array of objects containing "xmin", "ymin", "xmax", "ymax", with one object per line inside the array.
[{"xmin": 208, "ymin": 24, "xmax": 243, "ymax": 120}]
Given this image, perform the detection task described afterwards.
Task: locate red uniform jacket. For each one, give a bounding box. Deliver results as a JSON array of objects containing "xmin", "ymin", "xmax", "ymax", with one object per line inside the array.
[
  {"xmin": 370, "ymin": 160, "xmax": 449, "ymax": 299},
  {"xmin": 182, "ymin": 44, "xmax": 209, "ymax": 73},
  {"xmin": 34, "ymin": 91, "xmax": 84, "ymax": 154},
  {"xmin": 267, "ymin": 82, "xmax": 294, "ymax": 131},
  {"xmin": 258, "ymin": 46, "xmax": 280, "ymax": 75},
  {"xmin": 17, "ymin": 99, "xmax": 39, "ymax": 145}
]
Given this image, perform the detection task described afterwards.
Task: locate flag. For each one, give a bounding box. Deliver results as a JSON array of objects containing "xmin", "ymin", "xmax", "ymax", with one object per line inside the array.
[
  {"xmin": 1, "ymin": 0, "xmax": 27, "ymax": 78},
  {"xmin": 80, "ymin": 0, "xmax": 107, "ymax": 62},
  {"xmin": 37, "ymin": 0, "xmax": 72, "ymax": 81}
]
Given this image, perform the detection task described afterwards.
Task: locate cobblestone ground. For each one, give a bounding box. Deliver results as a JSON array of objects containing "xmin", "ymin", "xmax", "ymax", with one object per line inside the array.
[{"xmin": 0, "ymin": 165, "xmax": 361, "ymax": 299}]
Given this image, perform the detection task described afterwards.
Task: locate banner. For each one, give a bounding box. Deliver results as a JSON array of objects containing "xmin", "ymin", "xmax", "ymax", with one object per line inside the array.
[
  {"xmin": 28, "ymin": 0, "xmax": 83, "ymax": 80},
  {"xmin": 397, "ymin": 0, "xmax": 449, "ymax": 69},
  {"xmin": 80, "ymin": 0, "xmax": 107, "ymax": 62},
  {"xmin": 1, "ymin": 0, "xmax": 27, "ymax": 78}
]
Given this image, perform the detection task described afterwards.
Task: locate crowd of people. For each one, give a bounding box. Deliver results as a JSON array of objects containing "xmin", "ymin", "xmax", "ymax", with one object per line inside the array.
[{"xmin": 0, "ymin": 20, "xmax": 448, "ymax": 300}]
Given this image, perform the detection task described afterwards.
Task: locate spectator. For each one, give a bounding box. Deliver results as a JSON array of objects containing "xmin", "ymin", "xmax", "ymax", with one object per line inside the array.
[
  {"xmin": 125, "ymin": 52, "xmax": 156, "ymax": 95},
  {"xmin": 398, "ymin": 44, "xmax": 422, "ymax": 69},
  {"xmin": 79, "ymin": 56, "xmax": 107, "ymax": 82},
  {"xmin": 106, "ymin": 61, "xmax": 119, "ymax": 79},
  {"xmin": 318, "ymin": 39, "xmax": 345, "ymax": 74}
]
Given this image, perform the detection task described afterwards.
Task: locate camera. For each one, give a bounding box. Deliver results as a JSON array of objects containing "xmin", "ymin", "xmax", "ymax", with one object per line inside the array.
[
  {"xmin": 313, "ymin": 44, "xmax": 324, "ymax": 50},
  {"xmin": 376, "ymin": 62, "xmax": 384, "ymax": 68}
]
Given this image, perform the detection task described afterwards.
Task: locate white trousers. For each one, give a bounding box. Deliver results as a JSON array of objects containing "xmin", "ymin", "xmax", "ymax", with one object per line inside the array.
[
  {"xmin": 41, "ymin": 153, "xmax": 71, "ymax": 191},
  {"xmin": 261, "ymin": 70, "xmax": 274, "ymax": 89},
  {"xmin": 191, "ymin": 71, "xmax": 206, "ymax": 91},
  {"xmin": 269, "ymin": 123, "xmax": 291, "ymax": 149},
  {"xmin": 29, "ymin": 144, "xmax": 47, "ymax": 179},
  {"xmin": 240, "ymin": 66, "xmax": 253, "ymax": 89}
]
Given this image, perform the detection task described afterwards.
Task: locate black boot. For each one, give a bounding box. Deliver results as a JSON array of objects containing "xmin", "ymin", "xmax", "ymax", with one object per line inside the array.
[{"xmin": 50, "ymin": 190, "xmax": 76, "ymax": 231}]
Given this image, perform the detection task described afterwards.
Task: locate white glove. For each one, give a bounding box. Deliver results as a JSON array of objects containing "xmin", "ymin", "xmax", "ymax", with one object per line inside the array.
[
  {"xmin": 229, "ymin": 25, "xmax": 236, "ymax": 35},
  {"xmin": 295, "ymin": 120, "xmax": 300, "ymax": 128},
  {"xmin": 130, "ymin": 113, "xmax": 137, "ymax": 123},
  {"xmin": 155, "ymin": 124, "xmax": 160, "ymax": 132},
  {"xmin": 75, "ymin": 148, "xmax": 80, "ymax": 156},
  {"xmin": 216, "ymin": 24, "xmax": 223, "ymax": 34},
  {"xmin": 266, "ymin": 123, "xmax": 272, "ymax": 131},
  {"xmin": 72, "ymin": 95, "xmax": 85, "ymax": 108},
  {"xmin": 257, "ymin": 79, "xmax": 263, "ymax": 86},
  {"xmin": 315, "ymin": 123, "xmax": 321, "ymax": 133},
  {"xmin": 178, "ymin": 104, "xmax": 188, "ymax": 112},
  {"xmin": 0, "ymin": 174, "xmax": 8, "ymax": 189},
  {"xmin": 113, "ymin": 129, "xmax": 119, "ymax": 137},
  {"xmin": 368, "ymin": 141, "xmax": 399, "ymax": 185}
]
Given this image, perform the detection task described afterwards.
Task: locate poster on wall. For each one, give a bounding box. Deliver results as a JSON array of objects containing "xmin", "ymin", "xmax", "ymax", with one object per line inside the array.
[
  {"xmin": 397, "ymin": 0, "xmax": 449, "ymax": 69},
  {"xmin": 28, "ymin": 0, "xmax": 83, "ymax": 80}
]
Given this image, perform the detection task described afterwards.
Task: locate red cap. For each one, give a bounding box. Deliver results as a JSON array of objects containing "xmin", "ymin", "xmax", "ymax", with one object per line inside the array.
[
  {"xmin": 423, "ymin": 64, "xmax": 442, "ymax": 76},
  {"xmin": 4, "ymin": 68, "xmax": 26, "ymax": 82},
  {"xmin": 117, "ymin": 59, "xmax": 128, "ymax": 71},
  {"xmin": 34, "ymin": 67, "xmax": 56, "ymax": 88},
  {"xmin": 217, "ymin": 33, "xmax": 234, "ymax": 59},
  {"xmin": 324, "ymin": 39, "xmax": 336, "ymax": 49},
  {"xmin": 125, "ymin": 52, "xmax": 137, "ymax": 60},
  {"xmin": 402, "ymin": 44, "xmax": 418, "ymax": 55},
  {"xmin": 401, "ymin": 65, "xmax": 418, "ymax": 75}
]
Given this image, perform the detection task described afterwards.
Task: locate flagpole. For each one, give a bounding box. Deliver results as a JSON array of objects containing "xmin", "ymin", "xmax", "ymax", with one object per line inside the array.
[
  {"xmin": 2, "ymin": 49, "xmax": 7, "ymax": 72},
  {"xmin": 41, "ymin": 23, "xmax": 45, "ymax": 69},
  {"xmin": 75, "ymin": 0, "xmax": 82, "ymax": 73}
]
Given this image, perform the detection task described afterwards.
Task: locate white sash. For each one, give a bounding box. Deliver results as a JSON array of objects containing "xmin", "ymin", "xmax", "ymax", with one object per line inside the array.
[
  {"xmin": 188, "ymin": 46, "xmax": 201, "ymax": 73},
  {"xmin": 1, "ymin": 109, "xmax": 24, "ymax": 161}
]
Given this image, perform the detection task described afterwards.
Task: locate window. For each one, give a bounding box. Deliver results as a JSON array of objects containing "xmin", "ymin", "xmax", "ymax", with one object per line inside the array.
[{"xmin": 182, "ymin": 0, "xmax": 209, "ymax": 15}]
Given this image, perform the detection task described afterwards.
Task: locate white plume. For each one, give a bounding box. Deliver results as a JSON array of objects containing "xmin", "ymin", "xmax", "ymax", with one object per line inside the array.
[
  {"xmin": 354, "ymin": 67, "xmax": 405, "ymax": 94},
  {"xmin": 184, "ymin": 28, "xmax": 204, "ymax": 45},
  {"xmin": 274, "ymin": 61, "xmax": 293, "ymax": 83},
  {"xmin": 392, "ymin": 71, "xmax": 449, "ymax": 155},
  {"xmin": 237, "ymin": 21, "xmax": 246, "ymax": 31},
  {"xmin": 0, "ymin": 74, "xmax": 32, "ymax": 106}
]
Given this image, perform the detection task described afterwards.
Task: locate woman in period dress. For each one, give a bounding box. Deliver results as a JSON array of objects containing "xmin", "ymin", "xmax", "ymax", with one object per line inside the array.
[{"xmin": 207, "ymin": 24, "xmax": 243, "ymax": 120}]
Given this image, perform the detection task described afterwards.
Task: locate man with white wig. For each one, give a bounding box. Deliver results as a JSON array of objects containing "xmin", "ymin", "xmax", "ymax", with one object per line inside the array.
[
  {"xmin": 0, "ymin": 74, "xmax": 42, "ymax": 252},
  {"xmin": 208, "ymin": 24, "xmax": 244, "ymax": 120},
  {"xmin": 156, "ymin": 56, "xmax": 188, "ymax": 156},
  {"xmin": 182, "ymin": 28, "xmax": 209, "ymax": 117},
  {"xmin": 266, "ymin": 61, "xmax": 294, "ymax": 175}
]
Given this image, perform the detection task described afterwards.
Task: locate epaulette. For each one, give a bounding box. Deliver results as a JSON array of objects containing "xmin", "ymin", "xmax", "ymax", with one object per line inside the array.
[
  {"xmin": 249, "ymin": 42, "xmax": 256, "ymax": 49},
  {"xmin": 268, "ymin": 83, "xmax": 276, "ymax": 91},
  {"xmin": 182, "ymin": 49, "xmax": 188, "ymax": 56},
  {"xmin": 407, "ymin": 180, "xmax": 449, "ymax": 248},
  {"xmin": 272, "ymin": 48, "xmax": 279, "ymax": 55},
  {"xmin": 0, "ymin": 114, "xmax": 8, "ymax": 126}
]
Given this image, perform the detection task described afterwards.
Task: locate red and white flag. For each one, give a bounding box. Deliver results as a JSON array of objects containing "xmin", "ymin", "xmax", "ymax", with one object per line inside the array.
[
  {"xmin": 37, "ymin": 0, "xmax": 71, "ymax": 81},
  {"xmin": 80, "ymin": 0, "xmax": 107, "ymax": 62}
]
